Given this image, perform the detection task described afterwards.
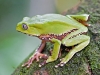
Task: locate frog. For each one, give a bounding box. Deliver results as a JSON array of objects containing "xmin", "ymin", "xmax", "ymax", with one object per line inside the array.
[{"xmin": 16, "ymin": 14, "xmax": 90, "ymax": 68}]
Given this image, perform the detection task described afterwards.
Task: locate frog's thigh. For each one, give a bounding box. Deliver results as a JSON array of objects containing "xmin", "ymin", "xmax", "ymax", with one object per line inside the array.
[
  {"xmin": 46, "ymin": 39, "xmax": 61, "ymax": 63},
  {"xmin": 61, "ymin": 35, "xmax": 90, "ymax": 63},
  {"xmin": 69, "ymin": 14, "xmax": 89, "ymax": 21}
]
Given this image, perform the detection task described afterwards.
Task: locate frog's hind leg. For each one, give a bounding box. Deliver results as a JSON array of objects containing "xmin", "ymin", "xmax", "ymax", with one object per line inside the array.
[
  {"xmin": 55, "ymin": 35, "xmax": 90, "ymax": 68},
  {"xmin": 68, "ymin": 14, "xmax": 90, "ymax": 26},
  {"xmin": 69, "ymin": 14, "xmax": 89, "ymax": 21}
]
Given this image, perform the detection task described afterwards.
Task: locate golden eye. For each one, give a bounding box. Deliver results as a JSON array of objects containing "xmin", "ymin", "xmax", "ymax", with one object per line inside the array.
[{"xmin": 22, "ymin": 23, "xmax": 28, "ymax": 30}]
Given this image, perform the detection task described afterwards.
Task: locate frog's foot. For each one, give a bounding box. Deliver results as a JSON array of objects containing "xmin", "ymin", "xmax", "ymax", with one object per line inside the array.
[
  {"xmin": 39, "ymin": 60, "xmax": 47, "ymax": 67},
  {"xmin": 55, "ymin": 62, "xmax": 66, "ymax": 68},
  {"xmin": 22, "ymin": 52, "xmax": 48, "ymax": 68},
  {"xmin": 55, "ymin": 58, "xmax": 66, "ymax": 68},
  {"xmin": 55, "ymin": 63, "xmax": 66, "ymax": 68}
]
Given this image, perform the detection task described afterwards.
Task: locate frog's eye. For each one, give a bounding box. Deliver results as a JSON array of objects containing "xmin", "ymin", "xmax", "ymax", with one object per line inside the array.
[{"xmin": 22, "ymin": 23, "xmax": 28, "ymax": 30}]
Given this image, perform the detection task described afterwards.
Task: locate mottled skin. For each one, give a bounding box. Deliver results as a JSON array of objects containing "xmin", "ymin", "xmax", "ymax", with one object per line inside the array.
[{"xmin": 16, "ymin": 14, "xmax": 90, "ymax": 68}]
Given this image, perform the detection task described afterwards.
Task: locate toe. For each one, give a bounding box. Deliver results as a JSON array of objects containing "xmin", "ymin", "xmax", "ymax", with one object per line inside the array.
[{"xmin": 39, "ymin": 60, "xmax": 46, "ymax": 67}]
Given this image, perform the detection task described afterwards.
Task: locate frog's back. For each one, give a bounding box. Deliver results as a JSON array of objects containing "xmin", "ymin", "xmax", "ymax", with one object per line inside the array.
[
  {"xmin": 30, "ymin": 14, "xmax": 71, "ymax": 24},
  {"xmin": 30, "ymin": 14, "xmax": 86, "ymax": 28},
  {"xmin": 27, "ymin": 14, "xmax": 88, "ymax": 34}
]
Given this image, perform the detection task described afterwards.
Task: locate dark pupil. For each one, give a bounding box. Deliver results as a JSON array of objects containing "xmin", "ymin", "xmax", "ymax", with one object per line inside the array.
[{"xmin": 22, "ymin": 23, "xmax": 28, "ymax": 30}]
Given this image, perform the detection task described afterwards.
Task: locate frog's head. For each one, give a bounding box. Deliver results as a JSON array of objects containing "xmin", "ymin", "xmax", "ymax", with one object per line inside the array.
[{"xmin": 16, "ymin": 17, "xmax": 42, "ymax": 36}]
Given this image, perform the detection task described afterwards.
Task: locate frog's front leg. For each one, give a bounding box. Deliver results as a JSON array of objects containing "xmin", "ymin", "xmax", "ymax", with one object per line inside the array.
[
  {"xmin": 55, "ymin": 35, "xmax": 90, "ymax": 67},
  {"xmin": 39, "ymin": 38, "xmax": 61, "ymax": 67},
  {"xmin": 46, "ymin": 39, "xmax": 61, "ymax": 62},
  {"xmin": 22, "ymin": 40, "xmax": 47, "ymax": 68}
]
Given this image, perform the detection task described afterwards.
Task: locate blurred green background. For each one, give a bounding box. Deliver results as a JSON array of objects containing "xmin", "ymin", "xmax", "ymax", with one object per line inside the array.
[{"xmin": 0, "ymin": 0, "xmax": 80, "ymax": 75}]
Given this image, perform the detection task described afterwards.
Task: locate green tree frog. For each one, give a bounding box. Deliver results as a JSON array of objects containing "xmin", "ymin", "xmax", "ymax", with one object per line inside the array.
[{"xmin": 16, "ymin": 14, "xmax": 90, "ymax": 68}]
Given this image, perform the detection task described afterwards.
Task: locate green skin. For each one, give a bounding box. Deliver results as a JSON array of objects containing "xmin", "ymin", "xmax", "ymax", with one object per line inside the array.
[{"xmin": 16, "ymin": 14, "xmax": 90, "ymax": 68}]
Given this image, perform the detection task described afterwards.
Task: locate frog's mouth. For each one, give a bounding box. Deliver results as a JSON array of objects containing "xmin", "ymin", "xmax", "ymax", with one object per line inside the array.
[{"xmin": 17, "ymin": 30, "xmax": 39, "ymax": 37}]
